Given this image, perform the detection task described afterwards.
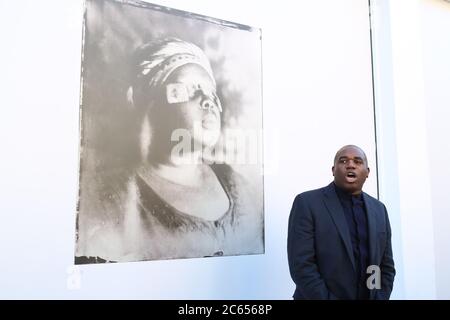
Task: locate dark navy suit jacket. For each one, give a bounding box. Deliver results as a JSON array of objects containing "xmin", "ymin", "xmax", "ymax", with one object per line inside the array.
[{"xmin": 287, "ymin": 183, "xmax": 395, "ymax": 300}]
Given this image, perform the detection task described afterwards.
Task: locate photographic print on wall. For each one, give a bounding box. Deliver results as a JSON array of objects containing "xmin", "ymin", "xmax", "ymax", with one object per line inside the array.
[{"xmin": 75, "ymin": 0, "xmax": 264, "ymax": 264}]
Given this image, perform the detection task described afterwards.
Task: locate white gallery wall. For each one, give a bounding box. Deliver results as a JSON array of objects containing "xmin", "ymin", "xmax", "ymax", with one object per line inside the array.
[
  {"xmin": 421, "ymin": 0, "xmax": 450, "ymax": 299},
  {"xmin": 1, "ymin": 0, "xmax": 383, "ymax": 299},
  {"xmin": 371, "ymin": 0, "xmax": 450, "ymax": 299}
]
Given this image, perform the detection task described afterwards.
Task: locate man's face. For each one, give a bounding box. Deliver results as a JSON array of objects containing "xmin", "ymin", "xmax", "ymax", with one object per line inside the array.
[{"xmin": 332, "ymin": 146, "xmax": 370, "ymax": 195}]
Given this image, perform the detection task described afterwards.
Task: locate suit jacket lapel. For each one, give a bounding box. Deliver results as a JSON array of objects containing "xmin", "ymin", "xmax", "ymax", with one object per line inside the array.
[
  {"xmin": 322, "ymin": 183, "xmax": 356, "ymax": 271},
  {"xmin": 363, "ymin": 194, "xmax": 378, "ymax": 266}
]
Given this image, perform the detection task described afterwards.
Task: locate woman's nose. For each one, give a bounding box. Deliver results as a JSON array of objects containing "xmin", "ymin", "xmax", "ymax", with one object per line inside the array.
[{"xmin": 200, "ymin": 98, "xmax": 216, "ymax": 113}]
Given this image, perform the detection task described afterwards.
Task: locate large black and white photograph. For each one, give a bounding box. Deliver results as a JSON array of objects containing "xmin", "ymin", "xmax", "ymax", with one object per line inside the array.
[{"xmin": 75, "ymin": 0, "xmax": 264, "ymax": 264}]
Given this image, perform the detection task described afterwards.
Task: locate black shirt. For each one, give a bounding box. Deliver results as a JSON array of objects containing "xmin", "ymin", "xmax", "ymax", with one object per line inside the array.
[{"xmin": 334, "ymin": 183, "xmax": 370, "ymax": 299}]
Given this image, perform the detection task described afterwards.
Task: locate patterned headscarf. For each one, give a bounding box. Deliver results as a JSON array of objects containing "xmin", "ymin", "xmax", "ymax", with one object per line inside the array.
[{"xmin": 128, "ymin": 38, "xmax": 215, "ymax": 107}]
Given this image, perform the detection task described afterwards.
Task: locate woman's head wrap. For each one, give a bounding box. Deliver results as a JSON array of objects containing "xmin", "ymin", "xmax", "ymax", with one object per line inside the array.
[{"xmin": 128, "ymin": 38, "xmax": 215, "ymax": 107}]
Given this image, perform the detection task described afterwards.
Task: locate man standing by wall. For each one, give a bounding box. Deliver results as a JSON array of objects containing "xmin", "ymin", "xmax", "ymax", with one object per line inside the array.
[{"xmin": 287, "ymin": 145, "xmax": 395, "ymax": 299}]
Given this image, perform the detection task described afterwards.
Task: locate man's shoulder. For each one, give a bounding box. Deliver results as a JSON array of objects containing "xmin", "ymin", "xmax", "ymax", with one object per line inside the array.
[
  {"xmin": 363, "ymin": 191, "xmax": 387, "ymax": 212},
  {"xmin": 294, "ymin": 183, "xmax": 332, "ymax": 202}
]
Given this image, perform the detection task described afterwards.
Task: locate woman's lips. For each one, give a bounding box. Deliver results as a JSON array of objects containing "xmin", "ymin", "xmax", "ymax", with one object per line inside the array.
[{"xmin": 202, "ymin": 114, "xmax": 218, "ymax": 130}]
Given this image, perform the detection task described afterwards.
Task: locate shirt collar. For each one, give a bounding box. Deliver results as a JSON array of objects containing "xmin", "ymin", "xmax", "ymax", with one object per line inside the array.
[{"xmin": 333, "ymin": 182, "xmax": 363, "ymax": 203}]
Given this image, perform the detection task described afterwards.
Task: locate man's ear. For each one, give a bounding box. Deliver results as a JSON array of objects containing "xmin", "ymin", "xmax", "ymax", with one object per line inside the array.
[
  {"xmin": 332, "ymin": 166, "xmax": 335, "ymax": 176},
  {"xmin": 367, "ymin": 167, "xmax": 370, "ymax": 177}
]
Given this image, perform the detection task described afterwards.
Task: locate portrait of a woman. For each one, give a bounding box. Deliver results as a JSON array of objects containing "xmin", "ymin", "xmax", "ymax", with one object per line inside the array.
[{"xmin": 75, "ymin": 37, "xmax": 264, "ymax": 263}]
